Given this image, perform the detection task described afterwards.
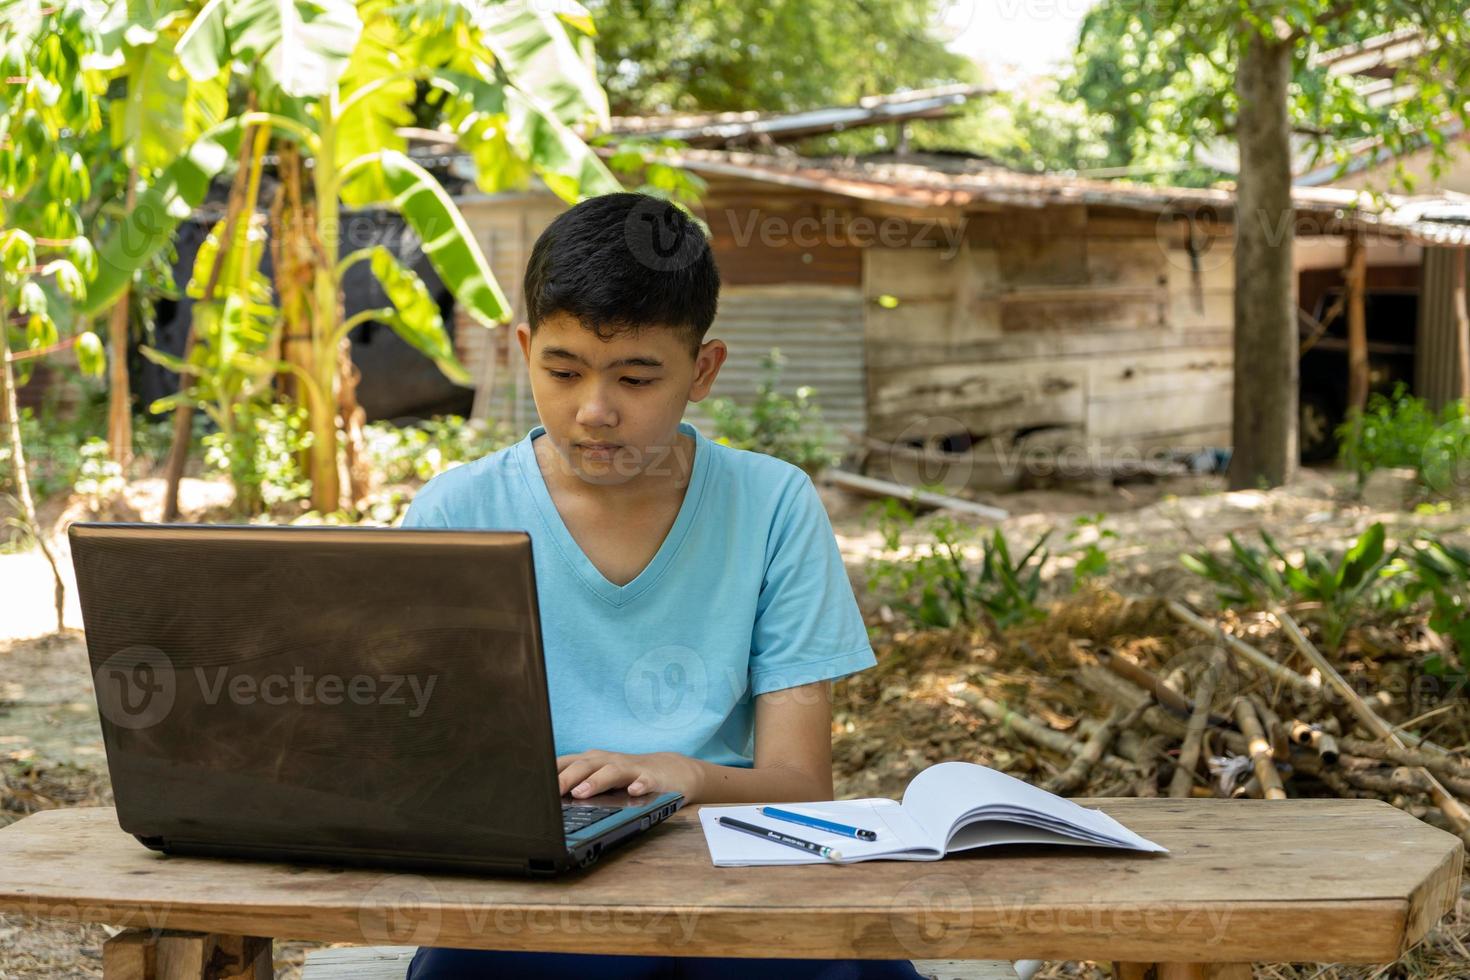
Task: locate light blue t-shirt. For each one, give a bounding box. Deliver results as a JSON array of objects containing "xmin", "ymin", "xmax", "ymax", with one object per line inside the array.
[{"xmin": 401, "ymin": 419, "xmax": 876, "ymax": 768}]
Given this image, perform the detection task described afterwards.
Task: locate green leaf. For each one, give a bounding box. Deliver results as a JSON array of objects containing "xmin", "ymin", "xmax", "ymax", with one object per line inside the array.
[
  {"xmin": 433, "ymin": 69, "xmax": 621, "ymax": 203},
  {"xmin": 1339, "ymin": 522, "xmax": 1387, "ymax": 591},
  {"xmin": 139, "ymin": 343, "xmax": 197, "ymax": 375},
  {"xmin": 377, "ymin": 148, "xmax": 508, "ymax": 327},
  {"xmin": 114, "ymin": 40, "xmax": 229, "ymax": 173},
  {"xmin": 177, "ymin": 0, "xmax": 362, "ymax": 98},
  {"xmin": 334, "ymin": 0, "xmax": 414, "ymax": 206},
  {"xmin": 42, "ymin": 258, "xmax": 85, "ymax": 299},
  {"xmin": 367, "ymin": 247, "xmax": 469, "ymax": 384},
  {"xmin": 81, "ymin": 121, "xmax": 241, "ymax": 317},
  {"xmin": 479, "ymin": 0, "xmax": 608, "ymax": 130},
  {"xmin": 74, "ymin": 329, "xmax": 105, "ymax": 376},
  {"xmin": 18, "ymin": 280, "xmax": 47, "ymax": 316}
]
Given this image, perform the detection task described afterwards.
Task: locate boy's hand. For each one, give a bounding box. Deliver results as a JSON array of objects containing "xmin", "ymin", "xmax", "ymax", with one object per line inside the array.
[{"xmin": 556, "ymin": 750, "xmax": 703, "ymax": 801}]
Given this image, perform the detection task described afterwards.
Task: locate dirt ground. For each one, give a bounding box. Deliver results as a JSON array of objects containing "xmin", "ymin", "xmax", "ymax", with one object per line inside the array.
[{"xmin": 2, "ymin": 468, "xmax": 1467, "ymax": 978}]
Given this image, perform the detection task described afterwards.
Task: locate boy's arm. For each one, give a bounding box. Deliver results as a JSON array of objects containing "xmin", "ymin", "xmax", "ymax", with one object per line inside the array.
[{"xmin": 558, "ymin": 679, "xmax": 834, "ymax": 805}]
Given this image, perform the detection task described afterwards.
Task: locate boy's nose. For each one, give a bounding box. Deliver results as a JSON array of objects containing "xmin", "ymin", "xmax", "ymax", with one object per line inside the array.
[{"xmin": 575, "ymin": 396, "xmax": 618, "ymax": 429}]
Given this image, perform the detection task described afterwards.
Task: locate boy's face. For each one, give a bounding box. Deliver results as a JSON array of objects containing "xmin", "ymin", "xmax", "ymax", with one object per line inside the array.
[{"xmin": 516, "ymin": 312, "xmax": 727, "ymax": 488}]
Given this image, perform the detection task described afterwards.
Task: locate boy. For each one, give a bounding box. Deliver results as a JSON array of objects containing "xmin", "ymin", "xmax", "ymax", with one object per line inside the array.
[{"xmin": 402, "ymin": 193, "xmax": 922, "ymax": 979}]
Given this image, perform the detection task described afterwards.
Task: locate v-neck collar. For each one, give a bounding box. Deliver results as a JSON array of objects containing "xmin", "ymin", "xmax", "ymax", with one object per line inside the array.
[{"xmin": 515, "ymin": 420, "xmax": 711, "ymax": 607}]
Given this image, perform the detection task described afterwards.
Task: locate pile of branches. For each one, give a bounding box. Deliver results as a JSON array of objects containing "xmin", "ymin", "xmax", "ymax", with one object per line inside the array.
[{"xmin": 835, "ymin": 588, "xmax": 1470, "ymax": 845}]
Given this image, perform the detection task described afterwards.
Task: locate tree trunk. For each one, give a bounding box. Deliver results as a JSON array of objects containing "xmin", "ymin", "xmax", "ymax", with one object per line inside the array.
[
  {"xmin": 306, "ymin": 112, "xmax": 342, "ymax": 513},
  {"xmin": 1345, "ymin": 231, "xmax": 1368, "ymax": 413},
  {"xmin": 1, "ymin": 300, "xmax": 65, "ymax": 631},
  {"xmin": 1229, "ymin": 27, "xmax": 1298, "ymax": 490},
  {"xmin": 106, "ymin": 169, "xmax": 137, "ymax": 468},
  {"xmin": 1456, "ymin": 248, "xmax": 1470, "ymax": 403}
]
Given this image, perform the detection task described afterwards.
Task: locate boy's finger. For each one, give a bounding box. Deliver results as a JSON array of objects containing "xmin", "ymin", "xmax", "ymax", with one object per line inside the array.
[
  {"xmin": 556, "ymin": 750, "xmax": 607, "ymax": 770},
  {"xmin": 570, "ymin": 763, "xmax": 629, "ymax": 799},
  {"xmin": 557, "ymin": 760, "xmax": 600, "ymax": 796}
]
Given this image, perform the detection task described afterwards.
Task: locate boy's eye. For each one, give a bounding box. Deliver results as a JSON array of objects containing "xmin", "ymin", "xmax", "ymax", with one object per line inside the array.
[{"xmin": 546, "ymin": 370, "xmax": 653, "ymax": 387}]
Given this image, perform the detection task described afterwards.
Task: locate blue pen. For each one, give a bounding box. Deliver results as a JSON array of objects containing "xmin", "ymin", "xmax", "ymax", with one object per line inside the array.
[{"xmin": 758, "ymin": 806, "xmax": 878, "ymax": 842}]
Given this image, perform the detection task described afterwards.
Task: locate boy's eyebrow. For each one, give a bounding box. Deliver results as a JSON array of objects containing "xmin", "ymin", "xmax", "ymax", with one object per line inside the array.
[{"xmin": 539, "ymin": 346, "xmax": 664, "ymax": 369}]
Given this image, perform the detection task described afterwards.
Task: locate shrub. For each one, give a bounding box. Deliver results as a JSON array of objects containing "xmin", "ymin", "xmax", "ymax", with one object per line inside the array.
[
  {"xmin": 362, "ymin": 415, "xmax": 515, "ymax": 486},
  {"xmin": 1180, "ymin": 523, "xmax": 1392, "ymax": 651},
  {"xmin": 1338, "ymin": 385, "xmax": 1470, "ymax": 496},
  {"xmin": 701, "ymin": 348, "xmax": 839, "ymax": 475},
  {"xmin": 865, "ymin": 498, "xmax": 1050, "ymax": 633}
]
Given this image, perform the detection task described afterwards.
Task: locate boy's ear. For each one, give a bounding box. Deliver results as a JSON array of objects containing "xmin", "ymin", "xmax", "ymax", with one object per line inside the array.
[
  {"xmin": 686, "ymin": 339, "xmax": 728, "ymax": 403},
  {"xmin": 515, "ymin": 322, "xmax": 532, "ymax": 362}
]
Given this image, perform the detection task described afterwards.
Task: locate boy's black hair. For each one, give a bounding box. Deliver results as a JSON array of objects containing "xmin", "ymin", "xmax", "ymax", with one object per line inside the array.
[{"xmin": 523, "ymin": 192, "xmax": 720, "ymax": 358}]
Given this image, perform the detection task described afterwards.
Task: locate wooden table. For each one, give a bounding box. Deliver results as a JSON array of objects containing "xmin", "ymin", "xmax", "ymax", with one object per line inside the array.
[{"xmin": 0, "ymin": 799, "xmax": 1460, "ymax": 980}]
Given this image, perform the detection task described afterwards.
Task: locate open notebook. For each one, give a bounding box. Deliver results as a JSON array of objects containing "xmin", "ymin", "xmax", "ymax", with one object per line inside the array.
[{"xmin": 699, "ymin": 761, "xmax": 1167, "ymax": 866}]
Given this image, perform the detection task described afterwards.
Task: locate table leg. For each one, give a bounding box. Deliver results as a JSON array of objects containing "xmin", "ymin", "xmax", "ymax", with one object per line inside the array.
[
  {"xmin": 1113, "ymin": 965, "xmax": 1252, "ymax": 980},
  {"xmin": 103, "ymin": 929, "xmax": 272, "ymax": 980}
]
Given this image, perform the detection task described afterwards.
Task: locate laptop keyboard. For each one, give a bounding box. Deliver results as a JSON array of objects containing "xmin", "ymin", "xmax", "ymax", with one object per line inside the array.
[{"xmin": 562, "ymin": 804, "xmax": 620, "ymax": 836}]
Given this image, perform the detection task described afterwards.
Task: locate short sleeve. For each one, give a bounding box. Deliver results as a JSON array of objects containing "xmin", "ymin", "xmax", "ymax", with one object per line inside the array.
[
  {"xmin": 401, "ymin": 488, "xmax": 448, "ymax": 528},
  {"xmin": 748, "ymin": 473, "xmax": 876, "ymax": 696}
]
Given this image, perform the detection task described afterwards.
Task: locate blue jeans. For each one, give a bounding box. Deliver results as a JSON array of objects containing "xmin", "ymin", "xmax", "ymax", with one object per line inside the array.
[{"xmin": 406, "ymin": 948, "xmax": 926, "ymax": 979}]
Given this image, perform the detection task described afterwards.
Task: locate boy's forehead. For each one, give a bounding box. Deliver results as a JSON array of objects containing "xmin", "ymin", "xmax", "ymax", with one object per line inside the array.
[{"xmin": 535, "ymin": 314, "xmax": 688, "ymax": 365}]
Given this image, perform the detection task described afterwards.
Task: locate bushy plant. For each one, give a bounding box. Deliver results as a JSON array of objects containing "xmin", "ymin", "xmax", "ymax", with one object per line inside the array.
[
  {"xmin": 1339, "ymin": 385, "xmax": 1470, "ymax": 496},
  {"xmin": 1067, "ymin": 512, "xmax": 1115, "ymax": 590},
  {"xmin": 0, "ymin": 406, "xmax": 85, "ymax": 503},
  {"xmin": 1393, "ymin": 536, "xmax": 1470, "ymax": 678},
  {"xmin": 865, "ymin": 498, "xmax": 1051, "ymax": 632},
  {"xmin": 362, "ymin": 415, "xmax": 515, "ymax": 486},
  {"xmin": 72, "ymin": 438, "xmax": 126, "ymax": 511},
  {"xmin": 202, "ymin": 402, "xmax": 314, "ymax": 515},
  {"xmin": 1181, "ymin": 523, "xmax": 1392, "ymax": 651},
  {"xmin": 701, "ymin": 349, "xmax": 839, "ymax": 475}
]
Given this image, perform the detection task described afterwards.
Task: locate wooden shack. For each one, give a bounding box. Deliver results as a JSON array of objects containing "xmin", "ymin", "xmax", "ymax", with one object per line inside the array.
[{"xmin": 451, "ymin": 143, "xmax": 1469, "ymax": 490}]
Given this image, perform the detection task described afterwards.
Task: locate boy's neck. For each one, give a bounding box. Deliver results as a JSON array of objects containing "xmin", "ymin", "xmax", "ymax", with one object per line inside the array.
[{"xmin": 533, "ymin": 430, "xmax": 697, "ymax": 509}]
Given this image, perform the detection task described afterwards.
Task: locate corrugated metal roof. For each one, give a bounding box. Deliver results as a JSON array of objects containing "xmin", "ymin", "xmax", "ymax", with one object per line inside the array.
[
  {"xmin": 603, "ymin": 85, "xmax": 987, "ymax": 146},
  {"xmin": 651, "ymin": 147, "xmax": 1470, "ymax": 246}
]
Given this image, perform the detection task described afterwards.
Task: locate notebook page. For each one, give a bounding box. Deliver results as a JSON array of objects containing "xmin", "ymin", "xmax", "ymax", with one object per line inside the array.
[
  {"xmin": 900, "ymin": 761, "xmax": 1166, "ymax": 853},
  {"xmin": 698, "ymin": 799, "xmax": 937, "ymax": 866}
]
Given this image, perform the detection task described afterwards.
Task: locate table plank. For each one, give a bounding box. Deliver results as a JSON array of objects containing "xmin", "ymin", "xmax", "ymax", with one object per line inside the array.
[{"xmin": 0, "ymin": 801, "xmax": 1459, "ymax": 963}]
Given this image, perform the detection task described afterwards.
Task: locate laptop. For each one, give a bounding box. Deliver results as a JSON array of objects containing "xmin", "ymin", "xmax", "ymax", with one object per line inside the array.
[{"xmin": 68, "ymin": 522, "xmax": 683, "ymax": 876}]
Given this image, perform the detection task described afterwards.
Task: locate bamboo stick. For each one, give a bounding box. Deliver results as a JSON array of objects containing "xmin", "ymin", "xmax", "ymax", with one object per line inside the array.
[
  {"xmin": 1169, "ymin": 655, "xmax": 1224, "ymax": 798},
  {"xmin": 1248, "ymin": 693, "xmax": 1290, "ymax": 761},
  {"xmin": 1166, "ymin": 601, "xmax": 1320, "ymax": 697},
  {"xmin": 1095, "ymin": 647, "xmax": 1229, "ymax": 724},
  {"xmin": 1334, "ymin": 735, "xmax": 1470, "ymax": 779},
  {"xmin": 1273, "ymin": 608, "xmax": 1470, "ymax": 834},
  {"xmin": 1045, "ymin": 702, "xmax": 1148, "ymax": 795},
  {"xmin": 1288, "ymin": 719, "xmax": 1340, "ymax": 765},
  {"xmin": 1234, "ymin": 697, "xmax": 1287, "ymax": 799},
  {"xmin": 945, "ymin": 688, "xmax": 1133, "ymax": 774}
]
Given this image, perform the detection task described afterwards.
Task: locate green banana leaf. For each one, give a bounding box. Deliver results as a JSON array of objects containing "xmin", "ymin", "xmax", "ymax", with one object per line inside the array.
[{"xmin": 377, "ymin": 148, "xmax": 509, "ymax": 328}]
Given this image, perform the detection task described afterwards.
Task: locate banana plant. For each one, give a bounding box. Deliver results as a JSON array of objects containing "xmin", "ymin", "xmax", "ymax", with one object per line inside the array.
[
  {"xmin": 89, "ymin": 0, "xmax": 230, "ymax": 464},
  {"xmin": 0, "ymin": 0, "xmax": 108, "ymax": 629},
  {"xmin": 86, "ymin": 0, "xmax": 622, "ymax": 511}
]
